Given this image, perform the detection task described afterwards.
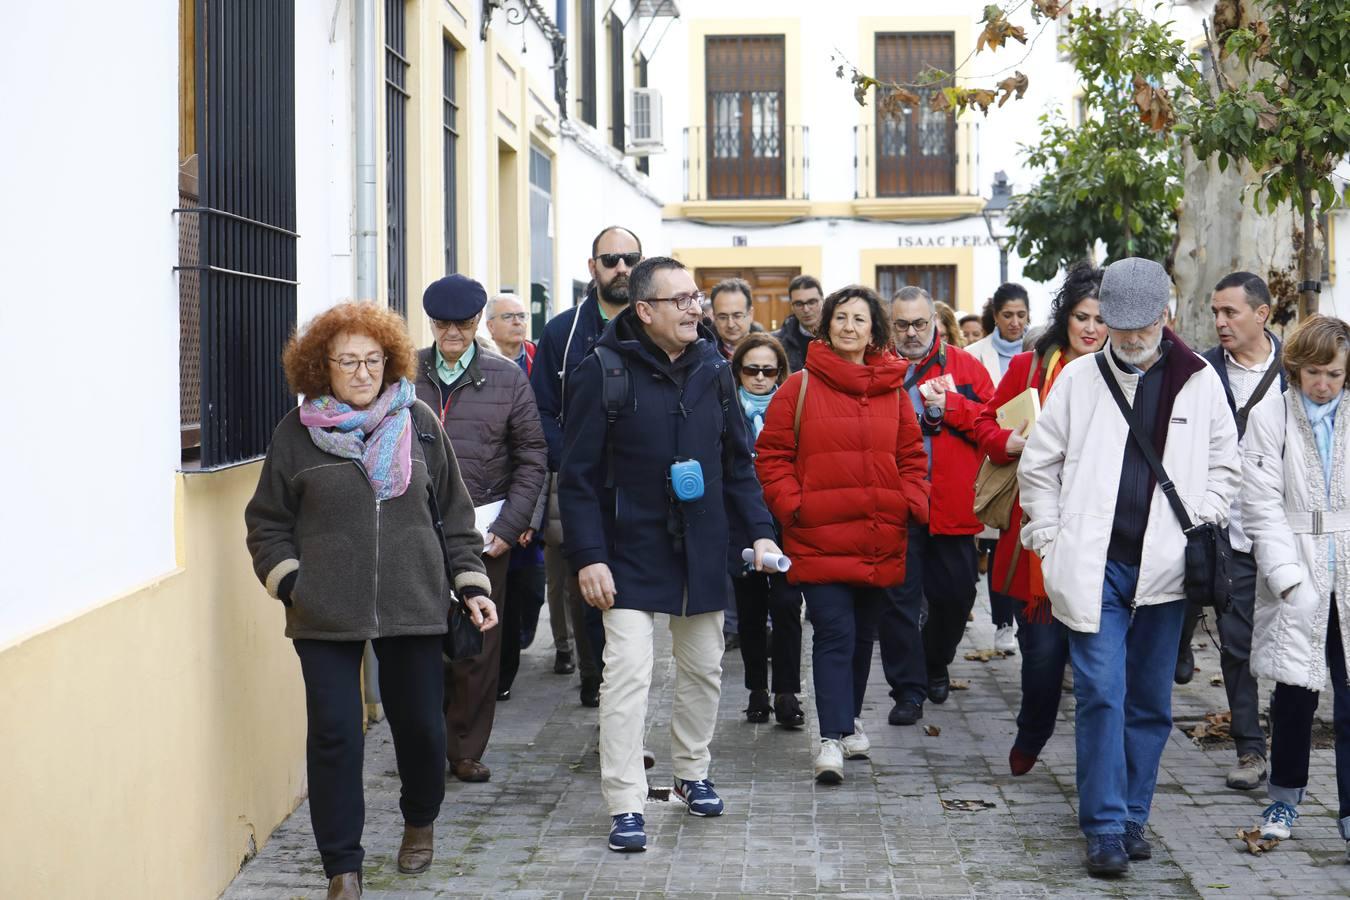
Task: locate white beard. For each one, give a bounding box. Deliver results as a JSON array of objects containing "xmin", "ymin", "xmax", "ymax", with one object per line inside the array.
[{"xmin": 1114, "ymin": 333, "xmax": 1162, "ymax": 367}]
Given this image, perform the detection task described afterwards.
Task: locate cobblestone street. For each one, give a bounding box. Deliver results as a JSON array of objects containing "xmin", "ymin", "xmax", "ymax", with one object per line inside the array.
[{"xmin": 224, "ymin": 587, "xmax": 1350, "ymax": 899}]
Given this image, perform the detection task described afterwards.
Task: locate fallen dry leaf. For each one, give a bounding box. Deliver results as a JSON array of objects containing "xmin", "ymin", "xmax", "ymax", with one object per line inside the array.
[
  {"xmin": 964, "ymin": 648, "xmax": 1012, "ymax": 662},
  {"xmin": 950, "ymin": 680, "xmax": 971, "ymax": 691},
  {"xmin": 942, "ymin": 798, "xmax": 997, "ymax": 811},
  {"xmin": 1189, "ymin": 710, "xmax": 1233, "ymax": 744},
  {"xmin": 1237, "ymin": 826, "xmax": 1280, "ymax": 854},
  {"xmin": 1209, "ymin": 674, "xmax": 1224, "ymax": 686},
  {"xmin": 924, "ymin": 725, "xmax": 942, "ymax": 737}
]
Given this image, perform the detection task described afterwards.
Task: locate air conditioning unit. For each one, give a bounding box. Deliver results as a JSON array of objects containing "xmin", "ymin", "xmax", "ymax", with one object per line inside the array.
[{"xmin": 627, "ymin": 87, "xmax": 664, "ymax": 155}]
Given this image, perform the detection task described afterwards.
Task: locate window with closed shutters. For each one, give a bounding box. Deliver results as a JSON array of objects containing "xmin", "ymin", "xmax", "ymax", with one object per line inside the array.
[
  {"xmin": 443, "ymin": 36, "xmax": 459, "ymax": 275},
  {"xmin": 386, "ymin": 0, "xmax": 410, "ymax": 315},
  {"xmin": 875, "ymin": 33, "xmax": 955, "ymax": 197},
  {"xmin": 705, "ymin": 35, "xmax": 785, "ymax": 200},
  {"xmin": 877, "ymin": 265, "xmax": 957, "ymax": 307}
]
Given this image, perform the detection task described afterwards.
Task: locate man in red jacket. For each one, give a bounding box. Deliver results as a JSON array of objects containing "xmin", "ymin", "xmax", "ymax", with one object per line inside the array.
[{"xmin": 879, "ymin": 285, "xmax": 995, "ymax": 726}]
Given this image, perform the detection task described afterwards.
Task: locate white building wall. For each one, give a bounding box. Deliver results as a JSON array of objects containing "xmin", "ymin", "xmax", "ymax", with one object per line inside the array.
[{"xmin": 0, "ymin": 2, "xmax": 181, "ymax": 648}]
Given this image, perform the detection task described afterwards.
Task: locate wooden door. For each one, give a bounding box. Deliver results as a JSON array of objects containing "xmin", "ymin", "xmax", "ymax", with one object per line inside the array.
[{"xmin": 696, "ymin": 266, "xmax": 800, "ymax": 332}]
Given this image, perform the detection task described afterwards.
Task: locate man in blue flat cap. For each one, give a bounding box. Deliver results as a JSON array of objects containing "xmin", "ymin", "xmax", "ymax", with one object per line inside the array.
[{"xmin": 413, "ymin": 273, "xmax": 548, "ymax": 785}]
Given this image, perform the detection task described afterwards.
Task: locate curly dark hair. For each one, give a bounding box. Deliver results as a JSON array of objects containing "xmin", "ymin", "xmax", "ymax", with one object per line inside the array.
[
  {"xmin": 283, "ymin": 301, "xmax": 420, "ymax": 398},
  {"xmin": 820, "ymin": 285, "xmax": 893, "ymax": 352},
  {"xmin": 1034, "ymin": 262, "xmax": 1105, "ymax": 358},
  {"xmin": 730, "ymin": 332, "xmax": 790, "ymax": 386}
]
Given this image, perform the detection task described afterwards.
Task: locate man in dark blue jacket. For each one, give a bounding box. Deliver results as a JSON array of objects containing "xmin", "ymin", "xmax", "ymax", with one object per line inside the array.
[
  {"xmin": 1177, "ymin": 271, "xmax": 1285, "ymax": 792},
  {"xmin": 531, "ymin": 225, "xmax": 641, "ymax": 706},
  {"xmin": 560, "ymin": 256, "xmax": 780, "ymax": 853}
]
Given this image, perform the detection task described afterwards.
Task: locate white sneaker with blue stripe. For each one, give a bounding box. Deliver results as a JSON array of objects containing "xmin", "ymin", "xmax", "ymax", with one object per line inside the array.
[
  {"xmin": 608, "ymin": 812, "xmax": 647, "ymax": 852},
  {"xmin": 1259, "ymin": 800, "xmax": 1298, "ymax": 840},
  {"xmin": 673, "ymin": 777, "xmax": 725, "ymax": 817}
]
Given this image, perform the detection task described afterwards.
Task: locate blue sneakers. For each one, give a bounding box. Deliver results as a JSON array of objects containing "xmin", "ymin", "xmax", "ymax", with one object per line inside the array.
[
  {"xmin": 673, "ymin": 777, "xmax": 725, "ymax": 817},
  {"xmin": 608, "ymin": 812, "xmax": 647, "ymax": 852}
]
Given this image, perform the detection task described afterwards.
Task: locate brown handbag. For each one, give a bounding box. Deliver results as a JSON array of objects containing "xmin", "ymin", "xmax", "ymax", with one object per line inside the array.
[{"xmin": 972, "ymin": 354, "xmax": 1040, "ymax": 531}]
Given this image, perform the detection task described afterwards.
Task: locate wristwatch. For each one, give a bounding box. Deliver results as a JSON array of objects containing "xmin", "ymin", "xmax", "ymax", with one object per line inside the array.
[{"xmin": 924, "ymin": 404, "xmax": 943, "ymax": 420}]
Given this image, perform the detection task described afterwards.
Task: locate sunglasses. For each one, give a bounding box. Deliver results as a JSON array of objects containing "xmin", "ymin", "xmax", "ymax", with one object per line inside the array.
[
  {"xmin": 594, "ymin": 252, "xmax": 641, "ymax": 268},
  {"xmin": 741, "ymin": 365, "xmax": 780, "ymax": 378}
]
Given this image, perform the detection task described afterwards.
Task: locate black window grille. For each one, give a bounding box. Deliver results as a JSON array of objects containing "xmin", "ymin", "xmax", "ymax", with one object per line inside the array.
[
  {"xmin": 635, "ymin": 54, "xmax": 649, "ymax": 175},
  {"xmin": 178, "ymin": 0, "xmax": 298, "ymax": 468},
  {"xmin": 877, "ymin": 265, "xmax": 957, "ymax": 307},
  {"xmin": 386, "ymin": 0, "xmax": 409, "ymax": 315},
  {"xmin": 443, "ymin": 35, "xmax": 459, "ymax": 274},
  {"xmin": 608, "ymin": 12, "xmax": 624, "ymax": 151},
  {"xmin": 579, "ymin": 0, "xmax": 597, "ymax": 126}
]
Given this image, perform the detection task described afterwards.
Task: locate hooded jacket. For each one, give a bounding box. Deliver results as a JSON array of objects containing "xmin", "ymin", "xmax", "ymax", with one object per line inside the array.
[
  {"xmin": 558, "ymin": 307, "xmax": 775, "ymax": 615},
  {"xmin": 1017, "ymin": 330, "xmax": 1240, "ymax": 632},
  {"xmin": 755, "ymin": 341, "xmax": 930, "ymax": 587}
]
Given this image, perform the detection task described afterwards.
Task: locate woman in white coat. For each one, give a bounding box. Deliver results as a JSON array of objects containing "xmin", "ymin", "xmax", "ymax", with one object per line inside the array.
[{"xmin": 1242, "ymin": 314, "xmax": 1350, "ymax": 853}]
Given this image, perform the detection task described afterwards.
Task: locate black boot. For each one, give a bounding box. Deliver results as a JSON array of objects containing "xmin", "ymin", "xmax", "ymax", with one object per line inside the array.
[
  {"xmin": 773, "ymin": 693, "xmax": 805, "ymax": 728},
  {"xmin": 745, "ymin": 689, "xmax": 771, "ymax": 723},
  {"xmin": 580, "ymin": 676, "xmax": 601, "ymax": 708}
]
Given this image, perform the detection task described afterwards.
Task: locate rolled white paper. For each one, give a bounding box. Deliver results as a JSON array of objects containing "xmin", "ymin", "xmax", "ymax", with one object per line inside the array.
[{"xmin": 741, "ymin": 548, "xmax": 791, "ymax": 573}]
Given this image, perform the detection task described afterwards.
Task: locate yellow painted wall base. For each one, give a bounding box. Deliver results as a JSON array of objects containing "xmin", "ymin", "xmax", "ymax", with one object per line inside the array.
[{"xmin": 0, "ymin": 464, "xmax": 308, "ymax": 899}]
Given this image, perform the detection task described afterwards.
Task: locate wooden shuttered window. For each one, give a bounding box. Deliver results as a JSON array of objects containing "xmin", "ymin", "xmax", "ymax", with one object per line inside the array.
[
  {"xmin": 705, "ymin": 35, "xmax": 785, "ymax": 199},
  {"xmin": 875, "ymin": 33, "xmax": 956, "ymax": 197},
  {"xmin": 877, "ymin": 265, "xmax": 957, "ymax": 307}
]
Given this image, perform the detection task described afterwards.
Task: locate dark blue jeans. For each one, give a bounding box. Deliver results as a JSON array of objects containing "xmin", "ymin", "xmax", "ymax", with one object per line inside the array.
[
  {"xmin": 981, "ymin": 538, "xmax": 1017, "ymax": 628},
  {"xmin": 1268, "ymin": 602, "xmax": 1350, "ymax": 838},
  {"xmin": 1067, "ymin": 560, "xmax": 1186, "ymax": 836},
  {"xmin": 1013, "ymin": 604, "xmax": 1070, "ymax": 757},
  {"xmin": 801, "ymin": 583, "xmax": 886, "ymax": 737}
]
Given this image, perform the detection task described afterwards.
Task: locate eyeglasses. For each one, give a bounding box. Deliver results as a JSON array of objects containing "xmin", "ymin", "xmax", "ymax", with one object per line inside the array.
[
  {"xmin": 790, "ymin": 297, "xmax": 821, "ymax": 311},
  {"xmin": 893, "ymin": 318, "xmax": 931, "ymax": 334},
  {"xmin": 741, "ymin": 365, "xmax": 780, "ymax": 378},
  {"xmin": 642, "ymin": 292, "xmax": 705, "ymax": 311},
  {"xmin": 329, "ymin": 355, "xmax": 387, "ymax": 375},
  {"xmin": 593, "ymin": 252, "xmax": 641, "ymax": 269},
  {"xmin": 430, "ymin": 317, "xmax": 479, "ymax": 333},
  {"xmin": 714, "ymin": 312, "xmax": 749, "ymax": 324},
  {"xmin": 491, "ymin": 312, "xmax": 528, "ymax": 323}
]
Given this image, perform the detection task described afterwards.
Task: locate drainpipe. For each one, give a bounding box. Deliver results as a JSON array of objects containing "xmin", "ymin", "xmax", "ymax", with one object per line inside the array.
[
  {"xmin": 354, "ymin": 0, "xmax": 384, "ymax": 717},
  {"xmin": 354, "ymin": 0, "xmax": 379, "ymax": 303}
]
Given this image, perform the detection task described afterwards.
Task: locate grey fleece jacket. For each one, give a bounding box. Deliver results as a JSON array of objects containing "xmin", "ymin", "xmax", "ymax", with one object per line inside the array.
[{"xmin": 244, "ymin": 399, "xmax": 490, "ymax": 641}]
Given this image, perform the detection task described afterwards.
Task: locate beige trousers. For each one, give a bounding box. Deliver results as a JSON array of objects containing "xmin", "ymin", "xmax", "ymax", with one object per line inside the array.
[{"xmin": 599, "ymin": 607, "xmax": 724, "ymax": 815}]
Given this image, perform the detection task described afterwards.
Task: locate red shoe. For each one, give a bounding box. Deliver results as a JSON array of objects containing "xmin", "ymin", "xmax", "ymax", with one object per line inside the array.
[{"xmin": 1009, "ymin": 746, "xmax": 1038, "ymax": 776}]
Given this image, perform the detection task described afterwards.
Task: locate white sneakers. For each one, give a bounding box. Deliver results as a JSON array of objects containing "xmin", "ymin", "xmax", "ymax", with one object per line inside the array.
[
  {"xmin": 995, "ymin": 624, "xmax": 1018, "ymax": 654},
  {"xmin": 814, "ymin": 738, "xmax": 844, "ymax": 784},
  {"xmin": 816, "ymin": 719, "xmax": 871, "ymax": 785},
  {"xmin": 841, "ymin": 719, "xmax": 871, "ymax": 759}
]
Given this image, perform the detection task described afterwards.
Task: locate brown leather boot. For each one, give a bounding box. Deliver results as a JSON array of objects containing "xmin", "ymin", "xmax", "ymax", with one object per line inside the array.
[
  {"xmin": 326, "ymin": 871, "xmax": 361, "ymax": 899},
  {"xmin": 398, "ymin": 822, "xmax": 435, "ymax": 874}
]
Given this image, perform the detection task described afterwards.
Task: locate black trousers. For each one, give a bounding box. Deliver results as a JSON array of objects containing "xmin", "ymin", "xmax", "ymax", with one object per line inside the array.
[
  {"xmin": 732, "ymin": 571, "xmax": 803, "ymax": 693},
  {"xmin": 1269, "ymin": 602, "xmax": 1350, "ymax": 828},
  {"xmin": 500, "ymin": 561, "xmax": 545, "ymax": 692},
  {"xmin": 294, "ymin": 636, "xmax": 446, "ymax": 878}
]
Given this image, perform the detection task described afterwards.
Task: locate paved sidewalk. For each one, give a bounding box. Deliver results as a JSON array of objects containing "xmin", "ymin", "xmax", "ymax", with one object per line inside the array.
[{"xmin": 223, "ymin": 587, "xmax": 1350, "ymax": 899}]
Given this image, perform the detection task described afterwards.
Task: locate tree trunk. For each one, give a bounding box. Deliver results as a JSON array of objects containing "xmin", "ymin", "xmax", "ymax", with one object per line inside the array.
[
  {"xmin": 1299, "ymin": 179, "xmax": 1319, "ymax": 317},
  {"xmin": 1172, "ymin": 0, "xmax": 1299, "ymax": 346}
]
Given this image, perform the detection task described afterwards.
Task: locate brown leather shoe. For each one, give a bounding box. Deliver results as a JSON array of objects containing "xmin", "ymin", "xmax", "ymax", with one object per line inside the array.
[
  {"xmin": 451, "ymin": 757, "xmax": 491, "ymax": 782},
  {"xmin": 327, "ymin": 871, "xmax": 361, "ymax": 899},
  {"xmin": 397, "ymin": 822, "xmax": 434, "ymax": 874}
]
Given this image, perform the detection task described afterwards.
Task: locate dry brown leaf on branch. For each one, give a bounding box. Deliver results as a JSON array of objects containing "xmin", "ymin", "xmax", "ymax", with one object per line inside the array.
[
  {"xmin": 929, "ymin": 89, "xmax": 954, "ymax": 114},
  {"xmin": 879, "ymin": 86, "xmax": 922, "ymax": 120},
  {"xmin": 1131, "ymin": 74, "xmax": 1176, "ymax": 132},
  {"xmin": 942, "ymin": 798, "xmax": 997, "ymax": 811},
  {"xmin": 977, "ymin": 6, "xmax": 1028, "ymax": 53},
  {"xmin": 1252, "ymin": 19, "xmax": 1272, "ymax": 58},
  {"xmin": 851, "ymin": 74, "xmax": 879, "ymax": 107},
  {"xmin": 1030, "ymin": 0, "xmax": 1067, "ymax": 18},
  {"xmin": 1236, "ymin": 827, "xmax": 1280, "ymax": 854},
  {"xmin": 967, "ymin": 89, "xmax": 998, "ymax": 115},
  {"xmin": 996, "ymin": 72, "xmax": 1029, "ymax": 107},
  {"xmin": 924, "ymin": 724, "xmax": 942, "ymax": 737},
  {"xmin": 1254, "ymin": 95, "xmax": 1279, "ymax": 131}
]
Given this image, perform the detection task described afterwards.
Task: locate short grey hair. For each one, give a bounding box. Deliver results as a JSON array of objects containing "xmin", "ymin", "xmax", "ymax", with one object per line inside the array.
[
  {"xmin": 891, "ymin": 285, "xmax": 936, "ymax": 312},
  {"xmin": 486, "ymin": 293, "xmax": 522, "ymax": 318}
]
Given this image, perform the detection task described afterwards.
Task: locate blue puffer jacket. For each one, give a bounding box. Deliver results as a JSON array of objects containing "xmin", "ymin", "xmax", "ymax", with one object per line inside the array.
[{"xmin": 559, "ymin": 307, "xmax": 776, "ymax": 615}]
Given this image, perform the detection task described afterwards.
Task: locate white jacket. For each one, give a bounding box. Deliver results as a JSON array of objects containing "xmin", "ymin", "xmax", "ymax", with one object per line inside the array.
[
  {"xmin": 1242, "ymin": 387, "xmax": 1350, "ymax": 691},
  {"xmin": 1017, "ymin": 342, "xmax": 1240, "ymax": 632}
]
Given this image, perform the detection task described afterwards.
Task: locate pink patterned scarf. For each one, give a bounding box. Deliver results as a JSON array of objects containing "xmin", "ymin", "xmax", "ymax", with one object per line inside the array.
[{"xmin": 300, "ymin": 378, "xmax": 417, "ymax": 500}]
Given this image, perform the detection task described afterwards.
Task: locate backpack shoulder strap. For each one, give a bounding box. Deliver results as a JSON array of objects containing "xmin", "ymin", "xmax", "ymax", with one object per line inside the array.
[
  {"xmin": 1235, "ymin": 360, "xmax": 1282, "ymax": 439},
  {"xmin": 793, "ymin": 370, "xmax": 810, "ymax": 444},
  {"xmin": 592, "ymin": 345, "xmax": 629, "ymax": 489}
]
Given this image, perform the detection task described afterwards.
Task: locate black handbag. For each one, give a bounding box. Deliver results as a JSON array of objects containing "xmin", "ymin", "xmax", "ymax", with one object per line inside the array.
[
  {"xmin": 1097, "ymin": 354, "xmax": 1233, "ymax": 611},
  {"xmin": 426, "ymin": 483, "xmax": 486, "ymax": 660}
]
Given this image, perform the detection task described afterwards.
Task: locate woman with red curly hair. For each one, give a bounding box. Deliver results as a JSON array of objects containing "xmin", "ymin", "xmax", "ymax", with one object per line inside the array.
[{"xmin": 245, "ymin": 301, "xmax": 493, "ymax": 899}]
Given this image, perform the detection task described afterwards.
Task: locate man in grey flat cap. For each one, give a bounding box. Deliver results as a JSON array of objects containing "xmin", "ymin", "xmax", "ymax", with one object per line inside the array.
[{"xmin": 1017, "ymin": 258, "xmax": 1239, "ymax": 878}]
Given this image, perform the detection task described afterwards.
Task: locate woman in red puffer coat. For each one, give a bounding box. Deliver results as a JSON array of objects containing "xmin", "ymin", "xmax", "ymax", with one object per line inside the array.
[{"xmin": 755, "ymin": 285, "xmax": 929, "ymax": 786}]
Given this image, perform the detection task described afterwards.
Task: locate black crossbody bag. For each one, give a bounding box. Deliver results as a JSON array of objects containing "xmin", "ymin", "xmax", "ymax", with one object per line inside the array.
[
  {"xmin": 426, "ymin": 475, "xmax": 486, "ymax": 661},
  {"xmin": 1097, "ymin": 354, "xmax": 1233, "ymax": 611}
]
